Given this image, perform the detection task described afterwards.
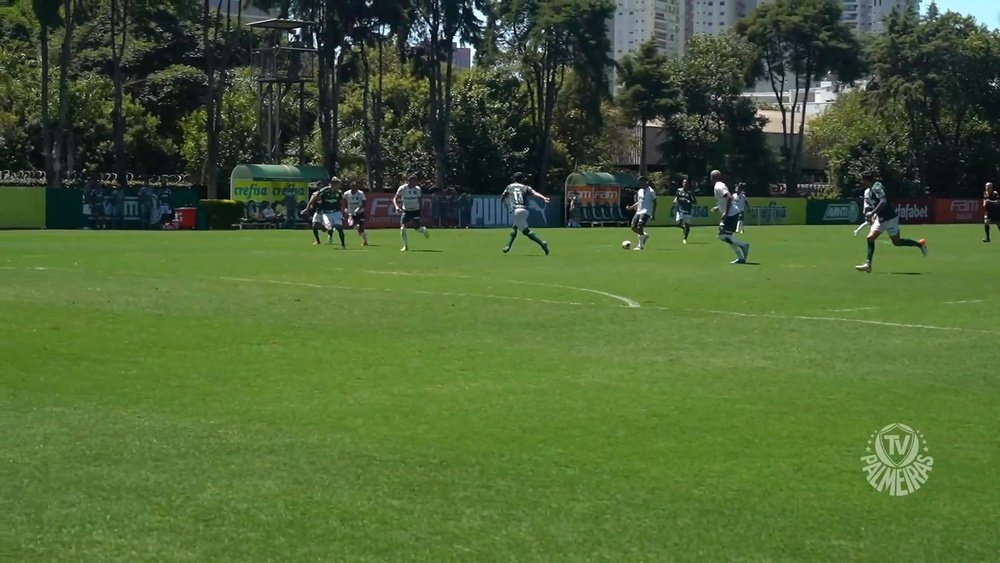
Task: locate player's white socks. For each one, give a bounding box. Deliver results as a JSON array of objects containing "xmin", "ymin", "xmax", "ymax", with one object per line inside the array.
[
  {"xmin": 361, "ymin": 231, "xmax": 368, "ymax": 243},
  {"xmin": 736, "ymin": 221, "xmax": 744, "ymax": 233},
  {"xmin": 400, "ymin": 227, "xmax": 409, "ymax": 248},
  {"xmin": 729, "ymin": 243, "xmax": 744, "ymax": 259}
]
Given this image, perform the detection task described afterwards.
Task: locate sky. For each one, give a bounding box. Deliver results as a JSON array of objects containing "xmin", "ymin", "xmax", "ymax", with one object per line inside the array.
[{"xmin": 929, "ymin": 0, "xmax": 1000, "ymax": 28}]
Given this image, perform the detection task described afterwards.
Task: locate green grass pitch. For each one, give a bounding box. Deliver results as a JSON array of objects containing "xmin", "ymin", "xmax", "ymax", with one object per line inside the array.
[{"xmin": 2, "ymin": 225, "xmax": 998, "ymax": 562}]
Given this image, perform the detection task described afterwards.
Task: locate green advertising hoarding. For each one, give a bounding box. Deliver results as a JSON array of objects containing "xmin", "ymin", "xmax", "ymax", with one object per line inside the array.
[
  {"xmin": 651, "ymin": 197, "xmax": 806, "ymax": 227},
  {"xmin": 0, "ymin": 187, "xmax": 46, "ymax": 228},
  {"xmin": 806, "ymin": 200, "xmax": 863, "ymax": 225}
]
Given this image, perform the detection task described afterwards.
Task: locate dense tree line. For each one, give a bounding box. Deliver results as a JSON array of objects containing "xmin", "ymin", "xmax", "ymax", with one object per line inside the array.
[
  {"xmin": 1, "ymin": 0, "xmax": 998, "ymax": 198},
  {"xmin": 812, "ymin": 5, "xmax": 1000, "ymax": 198}
]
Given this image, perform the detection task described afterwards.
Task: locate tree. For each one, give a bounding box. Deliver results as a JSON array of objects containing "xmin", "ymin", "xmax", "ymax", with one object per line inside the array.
[
  {"xmin": 737, "ymin": 0, "xmax": 862, "ymax": 195},
  {"xmin": 661, "ymin": 34, "xmax": 777, "ymax": 192},
  {"xmin": 180, "ymin": 68, "xmax": 257, "ymax": 179},
  {"xmin": 54, "ymin": 0, "xmax": 84, "ymax": 186},
  {"xmin": 33, "ymin": 0, "xmax": 61, "ymax": 185},
  {"xmin": 448, "ymin": 66, "xmax": 532, "ymax": 192},
  {"xmin": 810, "ymin": 90, "xmax": 919, "ymax": 197},
  {"xmin": 355, "ymin": 0, "xmax": 407, "ymax": 191},
  {"xmin": 868, "ymin": 7, "xmax": 1000, "ymax": 196},
  {"xmin": 617, "ymin": 39, "xmax": 678, "ymax": 175},
  {"xmin": 109, "ymin": 0, "xmax": 131, "ymax": 189},
  {"xmin": 492, "ymin": 0, "xmax": 615, "ymax": 190},
  {"xmin": 407, "ymin": 0, "xmax": 484, "ymax": 190}
]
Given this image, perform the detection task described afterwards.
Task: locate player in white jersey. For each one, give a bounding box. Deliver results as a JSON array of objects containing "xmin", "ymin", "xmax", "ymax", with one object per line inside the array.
[
  {"xmin": 627, "ymin": 176, "xmax": 657, "ymax": 250},
  {"xmin": 733, "ymin": 183, "xmax": 750, "ymax": 233},
  {"xmin": 710, "ymin": 170, "xmax": 751, "ymax": 264},
  {"xmin": 342, "ymin": 185, "xmax": 368, "ymax": 247},
  {"xmin": 853, "ymin": 184, "xmax": 876, "ymax": 237},
  {"xmin": 500, "ymin": 172, "xmax": 551, "ymax": 254},
  {"xmin": 393, "ymin": 173, "xmax": 429, "ymax": 251}
]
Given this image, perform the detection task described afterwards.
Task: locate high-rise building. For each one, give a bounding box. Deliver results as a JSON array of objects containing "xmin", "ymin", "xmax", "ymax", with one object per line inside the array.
[
  {"xmin": 688, "ymin": 0, "xmax": 754, "ymax": 36},
  {"xmin": 452, "ymin": 47, "xmax": 472, "ymax": 70},
  {"xmin": 611, "ymin": 0, "xmax": 687, "ymax": 61},
  {"xmin": 853, "ymin": 0, "xmax": 920, "ymax": 33},
  {"xmin": 612, "ymin": 0, "xmax": 918, "ymax": 63}
]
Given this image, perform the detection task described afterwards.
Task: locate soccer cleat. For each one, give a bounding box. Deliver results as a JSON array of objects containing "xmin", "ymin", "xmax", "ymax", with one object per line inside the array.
[
  {"xmin": 855, "ymin": 263, "xmax": 872, "ymax": 273},
  {"xmin": 542, "ymin": 241, "xmax": 550, "ymax": 255},
  {"xmin": 682, "ymin": 239, "xmax": 687, "ymax": 244},
  {"xmin": 312, "ymin": 241, "xmax": 322, "ymax": 245},
  {"xmin": 502, "ymin": 246, "xmax": 511, "ymax": 254},
  {"xmin": 400, "ymin": 246, "xmax": 408, "ymax": 252},
  {"xmin": 919, "ymin": 239, "xmax": 928, "ymax": 257},
  {"xmin": 730, "ymin": 258, "xmax": 746, "ymax": 264},
  {"xmin": 361, "ymin": 240, "xmax": 369, "ymax": 247},
  {"xmin": 984, "ymin": 239, "xmax": 992, "ymax": 243},
  {"xmin": 633, "ymin": 246, "xmax": 643, "ymax": 250}
]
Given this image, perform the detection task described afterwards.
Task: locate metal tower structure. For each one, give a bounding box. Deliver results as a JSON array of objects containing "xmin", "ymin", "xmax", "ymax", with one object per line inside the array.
[{"xmin": 247, "ymin": 18, "xmax": 317, "ymax": 164}]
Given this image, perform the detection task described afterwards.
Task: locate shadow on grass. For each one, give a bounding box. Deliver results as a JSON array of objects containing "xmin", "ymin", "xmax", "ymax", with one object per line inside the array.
[{"xmin": 887, "ymin": 271, "xmax": 922, "ymax": 276}]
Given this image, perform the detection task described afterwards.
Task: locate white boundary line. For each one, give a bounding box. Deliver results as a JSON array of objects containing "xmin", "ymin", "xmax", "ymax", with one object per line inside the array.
[
  {"xmin": 219, "ymin": 275, "xmax": 588, "ymax": 307},
  {"xmin": 506, "ymin": 280, "xmax": 642, "ymax": 309},
  {"xmin": 660, "ymin": 307, "xmax": 1000, "ymax": 335},
  {"xmin": 829, "ymin": 306, "xmax": 880, "ymax": 312},
  {"xmin": 365, "ymin": 269, "xmax": 641, "ymax": 308},
  {"xmin": 944, "ymin": 300, "xmax": 983, "ymax": 305}
]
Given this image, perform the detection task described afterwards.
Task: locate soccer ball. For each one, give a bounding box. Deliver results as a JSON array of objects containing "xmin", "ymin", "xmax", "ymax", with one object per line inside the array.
[{"xmin": 621, "ymin": 240, "xmax": 632, "ymax": 250}]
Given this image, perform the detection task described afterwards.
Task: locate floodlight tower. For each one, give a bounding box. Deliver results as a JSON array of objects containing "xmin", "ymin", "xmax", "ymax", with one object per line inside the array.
[{"xmin": 247, "ymin": 18, "xmax": 317, "ymax": 164}]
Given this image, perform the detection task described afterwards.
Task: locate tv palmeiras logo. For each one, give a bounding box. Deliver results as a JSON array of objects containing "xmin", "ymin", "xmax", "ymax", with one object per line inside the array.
[{"xmin": 861, "ymin": 423, "xmax": 933, "ymax": 496}]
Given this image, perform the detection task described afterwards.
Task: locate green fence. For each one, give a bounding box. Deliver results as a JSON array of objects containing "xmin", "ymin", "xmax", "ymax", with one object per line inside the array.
[
  {"xmin": 0, "ymin": 187, "xmax": 46, "ymax": 228},
  {"xmin": 806, "ymin": 200, "xmax": 863, "ymax": 225}
]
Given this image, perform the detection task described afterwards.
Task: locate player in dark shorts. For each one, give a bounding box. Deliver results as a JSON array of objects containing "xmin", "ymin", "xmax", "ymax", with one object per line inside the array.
[
  {"xmin": 983, "ymin": 182, "xmax": 999, "ymax": 243},
  {"xmin": 855, "ymin": 172, "xmax": 928, "ymax": 273},
  {"xmin": 673, "ymin": 178, "xmax": 697, "ymax": 243}
]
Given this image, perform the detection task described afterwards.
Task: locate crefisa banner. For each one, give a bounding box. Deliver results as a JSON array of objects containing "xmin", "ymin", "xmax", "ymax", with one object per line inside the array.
[{"xmin": 469, "ymin": 195, "xmax": 563, "ymax": 228}]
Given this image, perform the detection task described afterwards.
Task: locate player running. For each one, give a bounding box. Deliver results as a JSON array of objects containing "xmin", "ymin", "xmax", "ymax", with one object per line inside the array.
[
  {"xmin": 983, "ymin": 182, "xmax": 999, "ymax": 243},
  {"xmin": 500, "ymin": 172, "xmax": 550, "ymax": 255},
  {"xmin": 710, "ymin": 170, "xmax": 750, "ymax": 264},
  {"xmin": 306, "ymin": 178, "xmax": 346, "ymax": 248},
  {"xmin": 853, "ymin": 181, "xmax": 876, "ymax": 237},
  {"xmin": 734, "ymin": 183, "xmax": 750, "ymax": 233},
  {"xmin": 393, "ymin": 173, "xmax": 429, "ymax": 251},
  {"xmin": 674, "ymin": 178, "xmax": 696, "ymax": 244},
  {"xmin": 855, "ymin": 172, "xmax": 928, "ymax": 273},
  {"xmin": 627, "ymin": 176, "xmax": 657, "ymax": 250},
  {"xmin": 342, "ymin": 184, "xmax": 369, "ymax": 247}
]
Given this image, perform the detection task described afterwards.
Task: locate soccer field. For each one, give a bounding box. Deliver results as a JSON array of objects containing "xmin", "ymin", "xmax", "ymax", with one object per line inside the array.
[{"xmin": 2, "ymin": 225, "xmax": 998, "ymax": 562}]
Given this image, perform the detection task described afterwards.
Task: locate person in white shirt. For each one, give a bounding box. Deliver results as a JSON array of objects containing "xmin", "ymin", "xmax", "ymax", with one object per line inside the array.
[
  {"xmin": 393, "ymin": 173, "xmax": 429, "ymax": 251},
  {"xmin": 733, "ymin": 183, "xmax": 750, "ymax": 233},
  {"xmin": 627, "ymin": 176, "xmax": 657, "ymax": 250},
  {"xmin": 853, "ymin": 183, "xmax": 876, "ymax": 237},
  {"xmin": 709, "ymin": 170, "xmax": 751, "ymax": 264},
  {"xmin": 342, "ymin": 185, "xmax": 369, "ymax": 247}
]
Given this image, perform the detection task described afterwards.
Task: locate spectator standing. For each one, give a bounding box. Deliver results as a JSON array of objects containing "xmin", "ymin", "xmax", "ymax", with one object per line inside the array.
[{"xmin": 138, "ymin": 183, "xmax": 156, "ymax": 229}]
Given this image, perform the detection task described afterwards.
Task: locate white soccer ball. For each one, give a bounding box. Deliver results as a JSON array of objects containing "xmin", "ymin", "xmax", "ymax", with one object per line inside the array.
[{"xmin": 621, "ymin": 240, "xmax": 632, "ymax": 250}]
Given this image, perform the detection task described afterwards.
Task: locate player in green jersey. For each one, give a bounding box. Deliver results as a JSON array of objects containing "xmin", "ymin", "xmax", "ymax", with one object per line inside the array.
[
  {"xmin": 306, "ymin": 178, "xmax": 346, "ymax": 248},
  {"xmin": 500, "ymin": 172, "xmax": 550, "ymax": 255}
]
